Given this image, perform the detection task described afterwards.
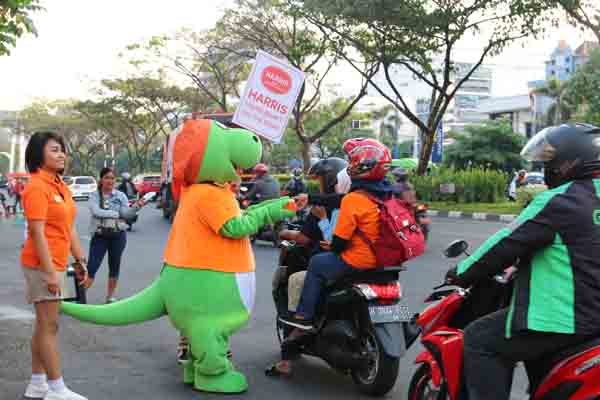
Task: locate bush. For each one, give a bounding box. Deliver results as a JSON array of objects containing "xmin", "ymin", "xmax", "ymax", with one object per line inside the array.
[
  {"xmin": 517, "ymin": 185, "xmax": 547, "ymax": 208},
  {"xmin": 412, "ymin": 167, "xmax": 509, "ymax": 203}
]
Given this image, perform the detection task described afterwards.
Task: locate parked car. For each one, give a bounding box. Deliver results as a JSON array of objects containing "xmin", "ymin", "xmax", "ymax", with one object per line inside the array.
[
  {"xmin": 62, "ymin": 176, "xmax": 73, "ymax": 185},
  {"xmin": 134, "ymin": 174, "xmax": 162, "ymax": 198},
  {"xmin": 525, "ymin": 171, "xmax": 545, "ymax": 186},
  {"xmin": 68, "ymin": 176, "xmax": 97, "ymax": 200}
]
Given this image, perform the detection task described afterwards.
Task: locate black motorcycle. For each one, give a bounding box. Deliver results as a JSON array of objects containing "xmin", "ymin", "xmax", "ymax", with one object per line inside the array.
[{"xmin": 272, "ymin": 240, "xmax": 412, "ymax": 396}]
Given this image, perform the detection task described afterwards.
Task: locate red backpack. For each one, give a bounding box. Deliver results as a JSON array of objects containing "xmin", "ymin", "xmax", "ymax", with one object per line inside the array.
[{"xmin": 357, "ymin": 192, "xmax": 426, "ymax": 267}]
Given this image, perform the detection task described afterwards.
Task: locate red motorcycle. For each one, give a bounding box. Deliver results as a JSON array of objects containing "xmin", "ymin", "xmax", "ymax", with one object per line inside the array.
[{"xmin": 408, "ymin": 239, "xmax": 600, "ymax": 400}]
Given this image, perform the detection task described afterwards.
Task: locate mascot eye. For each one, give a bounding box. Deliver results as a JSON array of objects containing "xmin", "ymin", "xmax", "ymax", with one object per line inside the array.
[{"xmin": 252, "ymin": 136, "xmax": 259, "ymax": 143}]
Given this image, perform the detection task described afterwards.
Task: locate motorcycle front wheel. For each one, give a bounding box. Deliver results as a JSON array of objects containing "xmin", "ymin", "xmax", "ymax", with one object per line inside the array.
[
  {"xmin": 408, "ymin": 364, "xmax": 448, "ymax": 400},
  {"xmin": 351, "ymin": 328, "xmax": 400, "ymax": 396}
]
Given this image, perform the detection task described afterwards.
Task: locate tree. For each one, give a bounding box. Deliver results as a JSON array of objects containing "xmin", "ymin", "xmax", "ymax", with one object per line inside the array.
[
  {"xmin": 531, "ymin": 77, "xmax": 574, "ymax": 125},
  {"xmin": 564, "ymin": 48, "xmax": 600, "ymax": 125},
  {"xmin": 0, "ymin": 0, "xmax": 41, "ymax": 56},
  {"xmin": 298, "ymin": 0, "xmax": 545, "ymax": 175},
  {"xmin": 217, "ymin": 0, "xmax": 376, "ymax": 170},
  {"xmin": 372, "ymin": 105, "xmax": 403, "ymax": 157},
  {"xmin": 555, "ymin": 0, "xmax": 600, "ymax": 42},
  {"xmin": 268, "ymin": 98, "xmax": 374, "ymax": 163},
  {"xmin": 77, "ymin": 77, "xmax": 192, "ymax": 173},
  {"xmin": 19, "ymin": 100, "xmax": 107, "ymax": 175},
  {"xmin": 309, "ymin": 98, "xmax": 375, "ymax": 158},
  {"xmin": 125, "ymin": 30, "xmax": 251, "ymax": 112},
  {"xmin": 444, "ymin": 120, "xmax": 525, "ymax": 171}
]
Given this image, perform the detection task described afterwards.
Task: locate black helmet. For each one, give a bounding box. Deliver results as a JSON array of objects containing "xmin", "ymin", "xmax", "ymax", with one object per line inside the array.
[
  {"xmin": 308, "ymin": 157, "xmax": 348, "ymax": 193},
  {"xmin": 291, "ymin": 167, "xmax": 302, "ymax": 180},
  {"xmin": 521, "ymin": 123, "xmax": 600, "ymax": 188},
  {"xmin": 392, "ymin": 167, "xmax": 409, "ymax": 183}
]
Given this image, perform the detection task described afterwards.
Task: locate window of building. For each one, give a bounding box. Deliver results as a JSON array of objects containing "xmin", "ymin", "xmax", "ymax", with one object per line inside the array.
[{"xmin": 351, "ymin": 120, "xmax": 362, "ymax": 129}]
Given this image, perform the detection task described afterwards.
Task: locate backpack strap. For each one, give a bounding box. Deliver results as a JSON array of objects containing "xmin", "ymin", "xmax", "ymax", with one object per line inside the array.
[{"xmin": 355, "ymin": 229, "xmax": 383, "ymax": 268}]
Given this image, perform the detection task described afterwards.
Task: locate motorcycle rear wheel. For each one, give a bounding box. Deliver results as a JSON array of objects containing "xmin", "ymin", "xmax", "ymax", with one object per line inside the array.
[
  {"xmin": 408, "ymin": 364, "xmax": 448, "ymax": 400},
  {"xmin": 351, "ymin": 328, "xmax": 400, "ymax": 396}
]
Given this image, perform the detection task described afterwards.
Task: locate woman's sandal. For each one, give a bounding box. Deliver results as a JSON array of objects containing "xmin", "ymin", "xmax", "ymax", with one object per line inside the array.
[{"xmin": 265, "ymin": 363, "xmax": 292, "ymax": 378}]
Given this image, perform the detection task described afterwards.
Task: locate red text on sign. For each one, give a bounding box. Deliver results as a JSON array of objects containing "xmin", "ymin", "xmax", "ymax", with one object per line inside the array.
[{"xmin": 248, "ymin": 89, "xmax": 289, "ymax": 114}]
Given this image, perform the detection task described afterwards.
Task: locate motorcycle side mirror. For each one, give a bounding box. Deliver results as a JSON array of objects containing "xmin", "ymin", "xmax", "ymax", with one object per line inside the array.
[{"xmin": 444, "ymin": 240, "xmax": 469, "ymax": 258}]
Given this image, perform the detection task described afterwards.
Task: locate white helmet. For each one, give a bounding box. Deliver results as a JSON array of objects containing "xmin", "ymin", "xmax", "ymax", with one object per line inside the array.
[{"xmin": 122, "ymin": 172, "xmax": 131, "ymax": 180}]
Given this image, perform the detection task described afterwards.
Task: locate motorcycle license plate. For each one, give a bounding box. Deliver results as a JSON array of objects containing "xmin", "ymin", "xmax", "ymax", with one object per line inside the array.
[{"xmin": 368, "ymin": 304, "xmax": 411, "ymax": 323}]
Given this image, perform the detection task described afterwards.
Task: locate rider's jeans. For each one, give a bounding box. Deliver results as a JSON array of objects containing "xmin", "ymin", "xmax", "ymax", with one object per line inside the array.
[
  {"xmin": 295, "ymin": 251, "xmax": 352, "ymax": 320},
  {"xmin": 464, "ymin": 308, "xmax": 589, "ymax": 400}
]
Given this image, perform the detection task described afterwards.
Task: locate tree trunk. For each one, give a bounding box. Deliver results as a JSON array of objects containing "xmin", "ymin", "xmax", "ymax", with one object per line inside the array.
[
  {"xmin": 301, "ymin": 140, "xmax": 312, "ymax": 174},
  {"xmin": 417, "ymin": 129, "xmax": 434, "ymax": 176}
]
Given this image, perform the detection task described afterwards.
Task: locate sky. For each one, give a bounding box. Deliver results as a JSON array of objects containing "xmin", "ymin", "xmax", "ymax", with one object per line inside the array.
[{"xmin": 0, "ymin": 0, "xmax": 597, "ymax": 110}]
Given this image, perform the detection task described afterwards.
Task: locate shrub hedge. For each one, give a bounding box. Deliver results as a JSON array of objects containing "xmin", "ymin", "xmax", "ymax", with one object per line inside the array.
[{"xmin": 411, "ymin": 167, "xmax": 509, "ymax": 203}]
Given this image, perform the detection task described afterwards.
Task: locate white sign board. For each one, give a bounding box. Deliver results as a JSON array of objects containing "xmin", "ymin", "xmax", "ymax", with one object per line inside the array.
[{"xmin": 233, "ymin": 50, "xmax": 305, "ymax": 143}]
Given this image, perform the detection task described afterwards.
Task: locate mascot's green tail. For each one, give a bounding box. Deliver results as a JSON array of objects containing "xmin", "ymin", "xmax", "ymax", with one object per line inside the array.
[{"xmin": 60, "ymin": 279, "xmax": 166, "ymax": 326}]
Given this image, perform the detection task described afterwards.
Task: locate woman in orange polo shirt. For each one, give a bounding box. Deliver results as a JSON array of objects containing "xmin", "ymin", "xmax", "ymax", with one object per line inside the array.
[{"xmin": 21, "ymin": 131, "xmax": 89, "ymax": 400}]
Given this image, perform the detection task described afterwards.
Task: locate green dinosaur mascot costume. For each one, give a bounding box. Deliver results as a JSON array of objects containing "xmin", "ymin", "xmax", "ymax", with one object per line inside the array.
[{"xmin": 61, "ymin": 119, "xmax": 297, "ymax": 393}]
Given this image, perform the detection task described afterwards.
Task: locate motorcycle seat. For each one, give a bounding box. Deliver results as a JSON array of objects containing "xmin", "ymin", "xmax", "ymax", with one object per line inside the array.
[
  {"xmin": 531, "ymin": 336, "xmax": 600, "ymax": 386},
  {"xmin": 326, "ymin": 266, "xmax": 404, "ymax": 289}
]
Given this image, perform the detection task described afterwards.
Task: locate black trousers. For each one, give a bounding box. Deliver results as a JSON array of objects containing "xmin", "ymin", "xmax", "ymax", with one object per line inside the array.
[{"xmin": 463, "ymin": 308, "xmax": 588, "ymax": 400}]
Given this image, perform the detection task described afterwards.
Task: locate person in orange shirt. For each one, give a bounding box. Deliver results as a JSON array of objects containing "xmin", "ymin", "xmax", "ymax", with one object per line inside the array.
[
  {"xmin": 279, "ymin": 138, "xmax": 392, "ymax": 332},
  {"xmin": 20, "ymin": 131, "xmax": 88, "ymax": 400}
]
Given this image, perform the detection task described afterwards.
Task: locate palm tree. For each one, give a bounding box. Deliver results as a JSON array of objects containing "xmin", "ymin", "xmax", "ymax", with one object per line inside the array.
[
  {"xmin": 373, "ymin": 105, "xmax": 403, "ymax": 157},
  {"xmin": 531, "ymin": 78, "xmax": 574, "ymax": 126}
]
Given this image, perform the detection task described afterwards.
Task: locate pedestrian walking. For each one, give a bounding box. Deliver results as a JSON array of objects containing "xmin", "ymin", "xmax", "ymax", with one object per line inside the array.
[
  {"xmin": 20, "ymin": 131, "xmax": 89, "ymax": 400},
  {"xmin": 83, "ymin": 167, "xmax": 145, "ymax": 303}
]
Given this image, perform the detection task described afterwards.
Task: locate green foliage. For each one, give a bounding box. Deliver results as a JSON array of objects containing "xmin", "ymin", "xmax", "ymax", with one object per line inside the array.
[
  {"xmin": 532, "ymin": 77, "xmax": 574, "ymax": 125},
  {"xmin": 412, "ymin": 167, "xmax": 509, "ymax": 204},
  {"xmin": 564, "ymin": 49, "xmax": 600, "ymax": 125},
  {"xmin": 19, "ymin": 99, "xmax": 105, "ymax": 176},
  {"xmin": 517, "ymin": 185, "xmax": 547, "ymax": 208},
  {"xmin": 0, "ymin": 0, "xmax": 41, "ymax": 56},
  {"xmin": 444, "ymin": 120, "xmax": 525, "ymax": 172}
]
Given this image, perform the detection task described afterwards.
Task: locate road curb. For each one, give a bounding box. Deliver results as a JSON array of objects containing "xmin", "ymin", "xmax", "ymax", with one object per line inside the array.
[{"xmin": 428, "ymin": 210, "xmax": 516, "ymax": 223}]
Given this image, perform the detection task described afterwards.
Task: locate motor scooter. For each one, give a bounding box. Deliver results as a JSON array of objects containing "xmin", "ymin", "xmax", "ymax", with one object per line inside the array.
[{"xmin": 407, "ymin": 239, "xmax": 600, "ymax": 400}]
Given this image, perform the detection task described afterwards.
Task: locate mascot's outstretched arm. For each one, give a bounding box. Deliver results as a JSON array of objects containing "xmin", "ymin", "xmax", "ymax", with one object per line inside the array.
[{"xmin": 221, "ymin": 197, "xmax": 297, "ymax": 238}]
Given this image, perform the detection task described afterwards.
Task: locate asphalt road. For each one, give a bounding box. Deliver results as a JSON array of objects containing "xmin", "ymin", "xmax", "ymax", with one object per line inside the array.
[{"xmin": 0, "ymin": 203, "xmax": 528, "ymax": 399}]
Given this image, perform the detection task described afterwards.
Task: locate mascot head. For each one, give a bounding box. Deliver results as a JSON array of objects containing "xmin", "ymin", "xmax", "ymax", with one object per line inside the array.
[{"xmin": 169, "ymin": 119, "xmax": 262, "ymax": 200}]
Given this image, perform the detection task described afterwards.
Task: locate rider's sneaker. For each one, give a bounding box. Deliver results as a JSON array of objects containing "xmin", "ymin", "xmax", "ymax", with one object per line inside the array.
[
  {"xmin": 25, "ymin": 381, "xmax": 49, "ymax": 398},
  {"xmin": 44, "ymin": 387, "xmax": 87, "ymax": 400},
  {"xmin": 279, "ymin": 315, "xmax": 313, "ymax": 330},
  {"xmin": 177, "ymin": 346, "xmax": 189, "ymax": 364},
  {"xmin": 105, "ymin": 297, "xmax": 118, "ymax": 304}
]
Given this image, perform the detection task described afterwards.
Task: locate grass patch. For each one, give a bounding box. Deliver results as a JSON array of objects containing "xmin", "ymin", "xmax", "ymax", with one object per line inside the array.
[{"xmin": 426, "ymin": 201, "xmax": 522, "ymax": 215}]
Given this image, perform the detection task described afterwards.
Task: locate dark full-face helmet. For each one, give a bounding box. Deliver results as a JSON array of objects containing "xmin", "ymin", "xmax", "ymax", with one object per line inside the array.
[
  {"xmin": 308, "ymin": 157, "xmax": 348, "ymax": 194},
  {"xmin": 521, "ymin": 123, "xmax": 600, "ymax": 188}
]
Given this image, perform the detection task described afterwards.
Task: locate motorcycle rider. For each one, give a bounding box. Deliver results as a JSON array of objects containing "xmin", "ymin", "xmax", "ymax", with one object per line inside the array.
[
  {"xmin": 245, "ymin": 163, "xmax": 280, "ymax": 202},
  {"xmin": 270, "ymin": 138, "xmax": 392, "ymax": 377},
  {"xmin": 278, "ymin": 158, "xmax": 348, "ymax": 251},
  {"xmin": 447, "ymin": 123, "xmax": 600, "ymax": 400},
  {"xmin": 284, "ymin": 168, "xmax": 308, "ymax": 197},
  {"xmin": 117, "ymin": 172, "xmax": 138, "ymax": 200}
]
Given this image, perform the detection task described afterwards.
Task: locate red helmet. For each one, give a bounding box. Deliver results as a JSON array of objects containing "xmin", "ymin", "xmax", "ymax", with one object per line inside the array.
[
  {"xmin": 253, "ymin": 163, "xmax": 269, "ymax": 175},
  {"xmin": 343, "ymin": 137, "xmax": 391, "ymax": 180}
]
